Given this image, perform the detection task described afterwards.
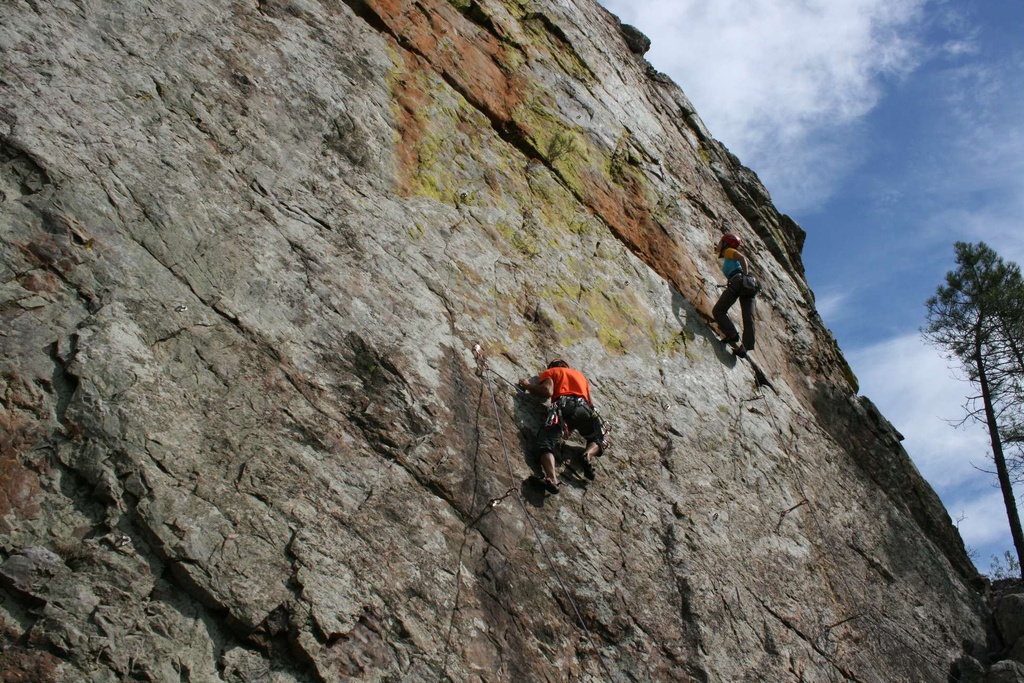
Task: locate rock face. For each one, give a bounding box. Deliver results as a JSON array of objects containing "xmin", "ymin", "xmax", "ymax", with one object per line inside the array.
[{"xmin": 0, "ymin": 0, "xmax": 995, "ymax": 681}]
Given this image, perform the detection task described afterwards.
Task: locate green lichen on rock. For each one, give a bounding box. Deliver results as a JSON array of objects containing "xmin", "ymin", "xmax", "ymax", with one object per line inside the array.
[
  {"xmin": 842, "ymin": 362, "xmax": 860, "ymax": 393},
  {"xmin": 588, "ymin": 287, "xmax": 660, "ymax": 355},
  {"xmin": 697, "ymin": 144, "xmax": 713, "ymax": 165},
  {"xmin": 597, "ymin": 323, "xmax": 627, "ymax": 353},
  {"xmin": 608, "ymin": 130, "xmax": 662, "ymax": 208},
  {"xmin": 542, "ymin": 282, "xmax": 655, "ymax": 355},
  {"xmin": 389, "ymin": 68, "xmax": 525, "ymax": 206},
  {"xmin": 523, "ymin": 160, "xmax": 596, "ymax": 240},
  {"xmin": 512, "ymin": 213, "xmax": 543, "ymax": 257},
  {"xmin": 511, "ymin": 86, "xmax": 602, "ymax": 189},
  {"xmin": 488, "ymin": 215, "xmax": 545, "ymax": 259},
  {"xmin": 550, "ymin": 301, "xmax": 585, "ymax": 339},
  {"xmin": 508, "ymin": 90, "xmax": 667, "ymax": 242},
  {"xmin": 407, "ymin": 90, "xmax": 464, "ymax": 203},
  {"xmin": 650, "ymin": 325, "xmax": 686, "ymax": 356}
]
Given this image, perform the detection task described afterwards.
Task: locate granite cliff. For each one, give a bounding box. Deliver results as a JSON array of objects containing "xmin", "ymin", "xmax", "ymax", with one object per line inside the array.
[{"xmin": 0, "ymin": 0, "xmax": 1001, "ymax": 680}]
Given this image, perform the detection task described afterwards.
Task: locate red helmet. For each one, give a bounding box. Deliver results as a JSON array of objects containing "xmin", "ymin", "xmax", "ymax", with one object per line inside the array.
[{"xmin": 718, "ymin": 233, "xmax": 741, "ymax": 254}]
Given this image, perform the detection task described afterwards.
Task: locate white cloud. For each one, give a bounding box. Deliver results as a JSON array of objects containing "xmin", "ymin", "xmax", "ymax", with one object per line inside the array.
[
  {"xmin": 923, "ymin": 54, "xmax": 1024, "ymax": 266},
  {"xmin": 599, "ymin": 0, "xmax": 928, "ymax": 211},
  {"xmin": 847, "ymin": 333, "xmax": 1019, "ymax": 560},
  {"xmin": 924, "ymin": 204, "xmax": 1024, "ymax": 271},
  {"xmin": 941, "ymin": 39, "xmax": 979, "ymax": 58},
  {"xmin": 914, "ymin": 138, "xmax": 1024, "ymax": 270},
  {"xmin": 952, "ymin": 490, "xmax": 1012, "ymax": 553},
  {"xmin": 811, "ymin": 288, "xmax": 851, "ymax": 325},
  {"xmin": 848, "ymin": 333, "xmax": 991, "ymax": 487}
]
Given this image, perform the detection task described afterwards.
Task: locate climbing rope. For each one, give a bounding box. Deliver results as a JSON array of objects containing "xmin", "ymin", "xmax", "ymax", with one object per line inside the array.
[
  {"xmin": 441, "ymin": 483, "xmax": 521, "ymax": 676},
  {"xmin": 473, "ymin": 345, "xmax": 619, "ymax": 682},
  {"xmin": 483, "ymin": 366, "xmax": 522, "ymax": 393},
  {"xmin": 752, "ymin": 382, "xmax": 966, "ymax": 682}
]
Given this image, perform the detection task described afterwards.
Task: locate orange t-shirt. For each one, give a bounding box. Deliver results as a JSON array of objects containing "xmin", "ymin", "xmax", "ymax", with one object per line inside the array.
[{"xmin": 539, "ymin": 367, "xmax": 591, "ymax": 404}]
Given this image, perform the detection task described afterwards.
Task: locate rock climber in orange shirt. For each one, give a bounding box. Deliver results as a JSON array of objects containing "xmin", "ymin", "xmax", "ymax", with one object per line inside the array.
[{"xmin": 519, "ymin": 359, "xmax": 609, "ymax": 494}]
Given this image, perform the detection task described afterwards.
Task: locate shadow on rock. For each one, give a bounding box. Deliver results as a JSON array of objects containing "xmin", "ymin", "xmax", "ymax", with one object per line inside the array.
[{"xmin": 520, "ymin": 476, "xmax": 550, "ymax": 508}]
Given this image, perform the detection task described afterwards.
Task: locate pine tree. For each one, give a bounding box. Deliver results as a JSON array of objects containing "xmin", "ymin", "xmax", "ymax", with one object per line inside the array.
[{"xmin": 923, "ymin": 241, "xmax": 1024, "ymax": 577}]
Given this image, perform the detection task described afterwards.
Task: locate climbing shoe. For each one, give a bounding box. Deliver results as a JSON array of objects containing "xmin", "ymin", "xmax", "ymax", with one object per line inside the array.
[
  {"xmin": 530, "ymin": 474, "xmax": 561, "ymax": 495},
  {"xmin": 581, "ymin": 456, "xmax": 596, "ymax": 481}
]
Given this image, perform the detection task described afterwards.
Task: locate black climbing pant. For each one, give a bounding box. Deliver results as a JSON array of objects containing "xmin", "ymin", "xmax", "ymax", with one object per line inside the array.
[{"xmin": 713, "ymin": 274, "xmax": 756, "ymax": 351}]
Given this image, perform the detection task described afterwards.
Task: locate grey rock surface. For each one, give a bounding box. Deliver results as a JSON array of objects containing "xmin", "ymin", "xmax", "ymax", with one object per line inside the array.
[
  {"xmin": 618, "ymin": 23, "xmax": 652, "ymax": 56},
  {"xmin": 0, "ymin": 0, "xmax": 992, "ymax": 681},
  {"xmin": 997, "ymin": 593, "xmax": 1024, "ymax": 649},
  {"xmin": 988, "ymin": 660, "xmax": 1024, "ymax": 683},
  {"xmin": 958, "ymin": 656, "xmax": 992, "ymax": 683}
]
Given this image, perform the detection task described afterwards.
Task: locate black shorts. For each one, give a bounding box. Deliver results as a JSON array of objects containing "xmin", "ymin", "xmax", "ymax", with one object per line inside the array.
[{"xmin": 534, "ymin": 396, "xmax": 609, "ymax": 455}]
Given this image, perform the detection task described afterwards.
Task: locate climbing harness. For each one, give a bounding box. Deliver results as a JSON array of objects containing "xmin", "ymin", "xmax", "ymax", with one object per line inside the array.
[
  {"xmin": 734, "ymin": 273, "xmax": 761, "ymax": 298},
  {"xmin": 544, "ymin": 395, "xmax": 612, "ymax": 454}
]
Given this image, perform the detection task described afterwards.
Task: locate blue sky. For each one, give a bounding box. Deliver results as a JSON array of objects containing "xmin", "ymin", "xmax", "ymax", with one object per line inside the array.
[{"xmin": 598, "ymin": 0, "xmax": 1024, "ymax": 574}]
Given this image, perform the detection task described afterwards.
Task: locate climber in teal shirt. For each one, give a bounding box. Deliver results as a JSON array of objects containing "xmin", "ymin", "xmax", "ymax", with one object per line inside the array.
[
  {"xmin": 713, "ymin": 232, "xmax": 758, "ymax": 357},
  {"xmin": 722, "ymin": 250, "xmax": 743, "ymax": 279}
]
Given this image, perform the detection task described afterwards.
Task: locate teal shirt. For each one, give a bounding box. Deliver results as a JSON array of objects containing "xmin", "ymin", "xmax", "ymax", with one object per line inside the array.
[{"xmin": 721, "ymin": 247, "xmax": 743, "ymax": 278}]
